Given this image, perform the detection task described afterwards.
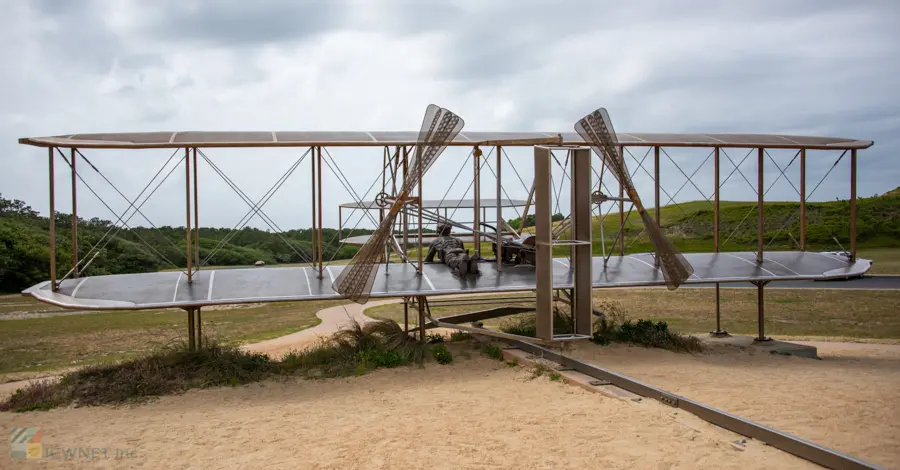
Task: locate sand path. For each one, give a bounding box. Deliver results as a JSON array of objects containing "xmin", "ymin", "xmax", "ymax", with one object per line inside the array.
[
  {"xmin": 568, "ymin": 340, "xmax": 900, "ymax": 468},
  {"xmin": 0, "ymin": 354, "xmax": 814, "ymax": 469}
]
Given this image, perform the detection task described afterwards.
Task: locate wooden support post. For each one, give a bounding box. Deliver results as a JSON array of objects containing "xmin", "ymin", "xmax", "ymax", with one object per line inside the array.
[
  {"xmin": 311, "ymin": 147, "xmax": 318, "ymax": 274},
  {"xmin": 193, "ymin": 148, "xmax": 200, "ymax": 270},
  {"xmin": 618, "ymin": 145, "xmax": 625, "ymax": 256},
  {"xmin": 799, "ymin": 149, "xmax": 806, "ymax": 251},
  {"xmin": 417, "ymin": 296, "xmax": 426, "ymax": 343},
  {"xmin": 654, "ymin": 145, "xmax": 660, "ymax": 266},
  {"xmin": 473, "ymin": 145, "xmax": 481, "ymax": 254},
  {"xmin": 496, "ymin": 145, "xmax": 502, "ymax": 271},
  {"xmin": 534, "ymin": 146, "xmax": 553, "ymax": 341},
  {"xmin": 571, "ymin": 148, "xmax": 593, "ymax": 336},
  {"xmin": 850, "ymin": 149, "xmax": 857, "ymax": 262},
  {"xmin": 70, "ymin": 148, "xmax": 78, "ymax": 278},
  {"xmin": 380, "ymin": 146, "xmax": 386, "ymax": 224},
  {"xmin": 49, "ymin": 147, "xmax": 57, "ymax": 291},
  {"xmin": 417, "ymin": 148, "xmax": 423, "ymax": 272},
  {"xmin": 184, "ymin": 148, "xmax": 193, "ymax": 283},
  {"xmin": 755, "ymin": 282, "xmax": 770, "ymax": 342},
  {"xmin": 196, "ymin": 307, "xmax": 202, "ymax": 349},
  {"xmin": 757, "ymin": 148, "xmax": 764, "ymax": 263},
  {"xmin": 187, "ymin": 308, "xmax": 195, "ymax": 351},
  {"xmin": 402, "ymin": 146, "xmax": 409, "ymax": 251},
  {"xmin": 403, "ymin": 298, "xmax": 409, "ymax": 335},
  {"xmin": 317, "ymin": 146, "xmax": 323, "ymax": 276},
  {"xmin": 711, "ymin": 147, "xmax": 728, "ymax": 337}
]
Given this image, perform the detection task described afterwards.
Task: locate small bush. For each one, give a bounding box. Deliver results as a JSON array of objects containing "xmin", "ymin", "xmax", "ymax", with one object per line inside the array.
[
  {"xmin": 426, "ymin": 333, "xmax": 445, "ymax": 344},
  {"xmin": 431, "ymin": 344, "xmax": 453, "ymax": 364},
  {"xmin": 593, "ymin": 318, "xmax": 702, "ymax": 353},
  {"xmin": 481, "ymin": 343, "xmax": 503, "ymax": 361},
  {"xmin": 505, "ymin": 359, "xmax": 518, "ymax": 367},
  {"xmin": 448, "ymin": 331, "xmax": 472, "ymax": 342}
]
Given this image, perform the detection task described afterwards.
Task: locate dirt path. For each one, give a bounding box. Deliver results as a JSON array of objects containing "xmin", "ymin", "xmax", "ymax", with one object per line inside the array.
[{"xmin": 240, "ymin": 299, "xmax": 400, "ymax": 358}]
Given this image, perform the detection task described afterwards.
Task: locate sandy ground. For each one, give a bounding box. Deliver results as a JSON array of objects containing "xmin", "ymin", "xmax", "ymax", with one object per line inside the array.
[
  {"xmin": 0, "ymin": 354, "xmax": 815, "ymax": 469},
  {"xmin": 2, "ymin": 299, "xmax": 897, "ymax": 468},
  {"xmin": 568, "ymin": 340, "xmax": 900, "ymax": 469}
]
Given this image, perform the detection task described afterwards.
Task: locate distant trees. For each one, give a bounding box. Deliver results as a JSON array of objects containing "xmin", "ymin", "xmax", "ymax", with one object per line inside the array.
[{"xmin": 0, "ymin": 193, "xmax": 372, "ymax": 293}]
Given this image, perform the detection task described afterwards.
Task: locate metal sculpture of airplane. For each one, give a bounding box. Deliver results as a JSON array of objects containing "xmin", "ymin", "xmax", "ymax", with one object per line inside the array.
[{"xmin": 20, "ymin": 105, "xmax": 872, "ymax": 316}]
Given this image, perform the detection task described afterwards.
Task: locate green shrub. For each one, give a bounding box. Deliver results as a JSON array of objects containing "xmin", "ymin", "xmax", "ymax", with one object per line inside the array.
[
  {"xmin": 431, "ymin": 344, "xmax": 453, "ymax": 364},
  {"xmin": 481, "ymin": 343, "xmax": 503, "ymax": 361}
]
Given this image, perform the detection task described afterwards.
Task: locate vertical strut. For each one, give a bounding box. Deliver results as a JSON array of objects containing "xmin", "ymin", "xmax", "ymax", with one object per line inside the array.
[
  {"xmin": 417, "ymin": 148, "xmax": 423, "ymax": 273},
  {"xmin": 618, "ymin": 145, "xmax": 624, "ymax": 256},
  {"xmin": 473, "ymin": 145, "xmax": 481, "ymax": 254},
  {"xmin": 496, "ymin": 145, "xmax": 502, "ymax": 271},
  {"xmin": 49, "ymin": 147, "xmax": 57, "ymax": 291},
  {"xmin": 654, "ymin": 145, "xmax": 660, "ymax": 266},
  {"xmin": 757, "ymin": 148, "xmax": 764, "ymax": 263},
  {"xmin": 193, "ymin": 148, "xmax": 200, "ymax": 270},
  {"xmin": 799, "ymin": 149, "xmax": 806, "ymax": 251},
  {"xmin": 402, "ymin": 146, "xmax": 409, "ymax": 251},
  {"xmin": 850, "ymin": 149, "xmax": 857, "ymax": 262},
  {"xmin": 185, "ymin": 148, "xmax": 192, "ymax": 283},
  {"xmin": 338, "ymin": 206, "xmax": 343, "ymax": 242},
  {"xmin": 711, "ymin": 147, "xmax": 727, "ymax": 337},
  {"xmin": 71, "ymin": 148, "xmax": 78, "ymax": 278},
  {"xmin": 317, "ymin": 146, "xmax": 324, "ymax": 276},
  {"xmin": 311, "ymin": 146, "xmax": 318, "ymax": 275},
  {"xmin": 755, "ymin": 282, "xmax": 770, "ymax": 342}
]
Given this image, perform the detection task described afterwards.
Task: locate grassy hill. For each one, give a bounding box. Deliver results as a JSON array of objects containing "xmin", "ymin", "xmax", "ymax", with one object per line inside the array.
[
  {"xmin": 3, "ymin": 188, "xmax": 899, "ymax": 293},
  {"xmin": 506, "ymin": 187, "xmax": 900, "ymax": 256}
]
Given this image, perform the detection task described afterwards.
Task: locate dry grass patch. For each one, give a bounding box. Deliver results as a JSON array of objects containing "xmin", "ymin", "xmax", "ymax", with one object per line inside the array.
[{"xmin": 0, "ymin": 299, "xmax": 344, "ymax": 376}]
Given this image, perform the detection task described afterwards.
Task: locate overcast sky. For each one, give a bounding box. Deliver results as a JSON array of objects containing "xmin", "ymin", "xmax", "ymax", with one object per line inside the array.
[{"xmin": 2, "ymin": 0, "xmax": 898, "ymax": 234}]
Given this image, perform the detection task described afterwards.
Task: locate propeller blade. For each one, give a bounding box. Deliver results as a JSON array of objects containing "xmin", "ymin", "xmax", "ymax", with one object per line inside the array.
[
  {"xmin": 575, "ymin": 108, "xmax": 694, "ymax": 289},
  {"xmin": 333, "ymin": 104, "xmax": 464, "ymax": 303}
]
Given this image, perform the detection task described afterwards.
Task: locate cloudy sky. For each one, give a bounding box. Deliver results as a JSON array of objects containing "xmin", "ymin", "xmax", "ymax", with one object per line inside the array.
[{"xmin": 2, "ymin": 0, "xmax": 898, "ymax": 236}]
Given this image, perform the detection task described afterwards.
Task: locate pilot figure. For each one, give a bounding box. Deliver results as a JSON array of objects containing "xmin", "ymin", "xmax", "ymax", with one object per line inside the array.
[{"xmin": 425, "ymin": 223, "xmax": 481, "ymax": 276}]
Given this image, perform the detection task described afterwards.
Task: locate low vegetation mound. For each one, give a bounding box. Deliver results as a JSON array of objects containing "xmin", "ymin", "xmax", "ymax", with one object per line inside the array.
[
  {"xmin": 498, "ymin": 300, "xmax": 702, "ymax": 353},
  {"xmin": 0, "ymin": 319, "xmax": 438, "ymax": 412}
]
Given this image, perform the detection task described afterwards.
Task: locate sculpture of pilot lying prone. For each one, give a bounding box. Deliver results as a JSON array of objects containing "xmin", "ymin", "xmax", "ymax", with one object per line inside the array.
[{"xmin": 424, "ymin": 223, "xmax": 483, "ymax": 276}]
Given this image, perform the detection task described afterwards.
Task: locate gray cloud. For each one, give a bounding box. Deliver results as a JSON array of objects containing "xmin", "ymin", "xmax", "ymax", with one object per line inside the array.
[
  {"xmin": 1, "ymin": 0, "xmax": 898, "ymax": 232},
  {"xmin": 137, "ymin": 0, "xmax": 349, "ymax": 47}
]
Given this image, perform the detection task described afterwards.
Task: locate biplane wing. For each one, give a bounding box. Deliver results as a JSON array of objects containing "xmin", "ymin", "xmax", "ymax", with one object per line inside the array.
[{"xmin": 22, "ymin": 252, "xmax": 871, "ymax": 311}]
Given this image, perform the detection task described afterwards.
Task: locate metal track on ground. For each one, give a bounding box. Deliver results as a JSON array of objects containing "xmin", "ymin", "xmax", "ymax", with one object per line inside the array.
[{"xmin": 500, "ymin": 339, "xmax": 882, "ymax": 470}]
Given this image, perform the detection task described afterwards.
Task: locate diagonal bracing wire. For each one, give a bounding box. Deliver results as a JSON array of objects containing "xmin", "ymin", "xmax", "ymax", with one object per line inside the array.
[
  {"xmin": 763, "ymin": 150, "xmax": 848, "ymax": 250},
  {"xmin": 71, "ymin": 149, "xmax": 188, "ymax": 261},
  {"xmin": 57, "ymin": 148, "xmax": 180, "ymax": 261},
  {"xmin": 56, "ymin": 149, "xmax": 187, "ymax": 275},
  {"xmin": 318, "ymin": 146, "xmax": 417, "ymax": 267},
  {"xmin": 198, "ymin": 149, "xmax": 313, "ymax": 267},
  {"xmin": 721, "ymin": 149, "xmax": 808, "ymax": 249}
]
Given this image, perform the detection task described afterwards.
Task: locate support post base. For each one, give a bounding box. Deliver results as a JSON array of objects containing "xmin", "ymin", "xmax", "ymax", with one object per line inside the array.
[
  {"xmin": 753, "ymin": 336, "xmax": 773, "ymax": 343},
  {"xmin": 709, "ymin": 330, "xmax": 731, "ymax": 338}
]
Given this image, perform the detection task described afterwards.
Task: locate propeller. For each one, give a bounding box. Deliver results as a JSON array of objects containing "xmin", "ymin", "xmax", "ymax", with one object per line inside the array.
[
  {"xmin": 332, "ymin": 104, "xmax": 465, "ymax": 303},
  {"xmin": 575, "ymin": 108, "xmax": 694, "ymax": 289}
]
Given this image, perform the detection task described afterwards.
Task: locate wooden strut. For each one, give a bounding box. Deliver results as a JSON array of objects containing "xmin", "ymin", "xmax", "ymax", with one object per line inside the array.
[
  {"xmin": 185, "ymin": 148, "xmax": 192, "ymax": 283},
  {"xmin": 49, "ymin": 146, "xmax": 57, "ymax": 291},
  {"xmin": 193, "ymin": 148, "xmax": 200, "ymax": 270},
  {"xmin": 71, "ymin": 148, "xmax": 78, "ymax": 278},
  {"xmin": 711, "ymin": 146, "xmax": 728, "ymax": 337},
  {"xmin": 311, "ymin": 147, "xmax": 318, "ymax": 275},
  {"xmin": 317, "ymin": 146, "xmax": 323, "ymax": 277}
]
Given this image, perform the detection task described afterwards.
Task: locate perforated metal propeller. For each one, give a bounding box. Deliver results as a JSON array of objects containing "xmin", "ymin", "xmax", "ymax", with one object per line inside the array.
[
  {"xmin": 575, "ymin": 108, "xmax": 694, "ymax": 289},
  {"xmin": 332, "ymin": 105, "xmax": 465, "ymax": 303}
]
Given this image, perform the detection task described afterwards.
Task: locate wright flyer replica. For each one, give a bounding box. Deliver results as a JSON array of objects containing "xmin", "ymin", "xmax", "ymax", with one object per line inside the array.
[{"xmin": 17, "ymin": 104, "xmax": 874, "ymax": 346}]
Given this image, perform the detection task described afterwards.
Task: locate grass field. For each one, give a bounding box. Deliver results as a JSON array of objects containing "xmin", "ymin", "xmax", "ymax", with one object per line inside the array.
[
  {"xmin": 859, "ymin": 248, "xmax": 900, "ymax": 275},
  {"xmin": 366, "ymin": 287, "xmax": 900, "ymax": 341},
  {"xmin": 0, "ymin": 295, "xmax": 345, "ymax": 377}
]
